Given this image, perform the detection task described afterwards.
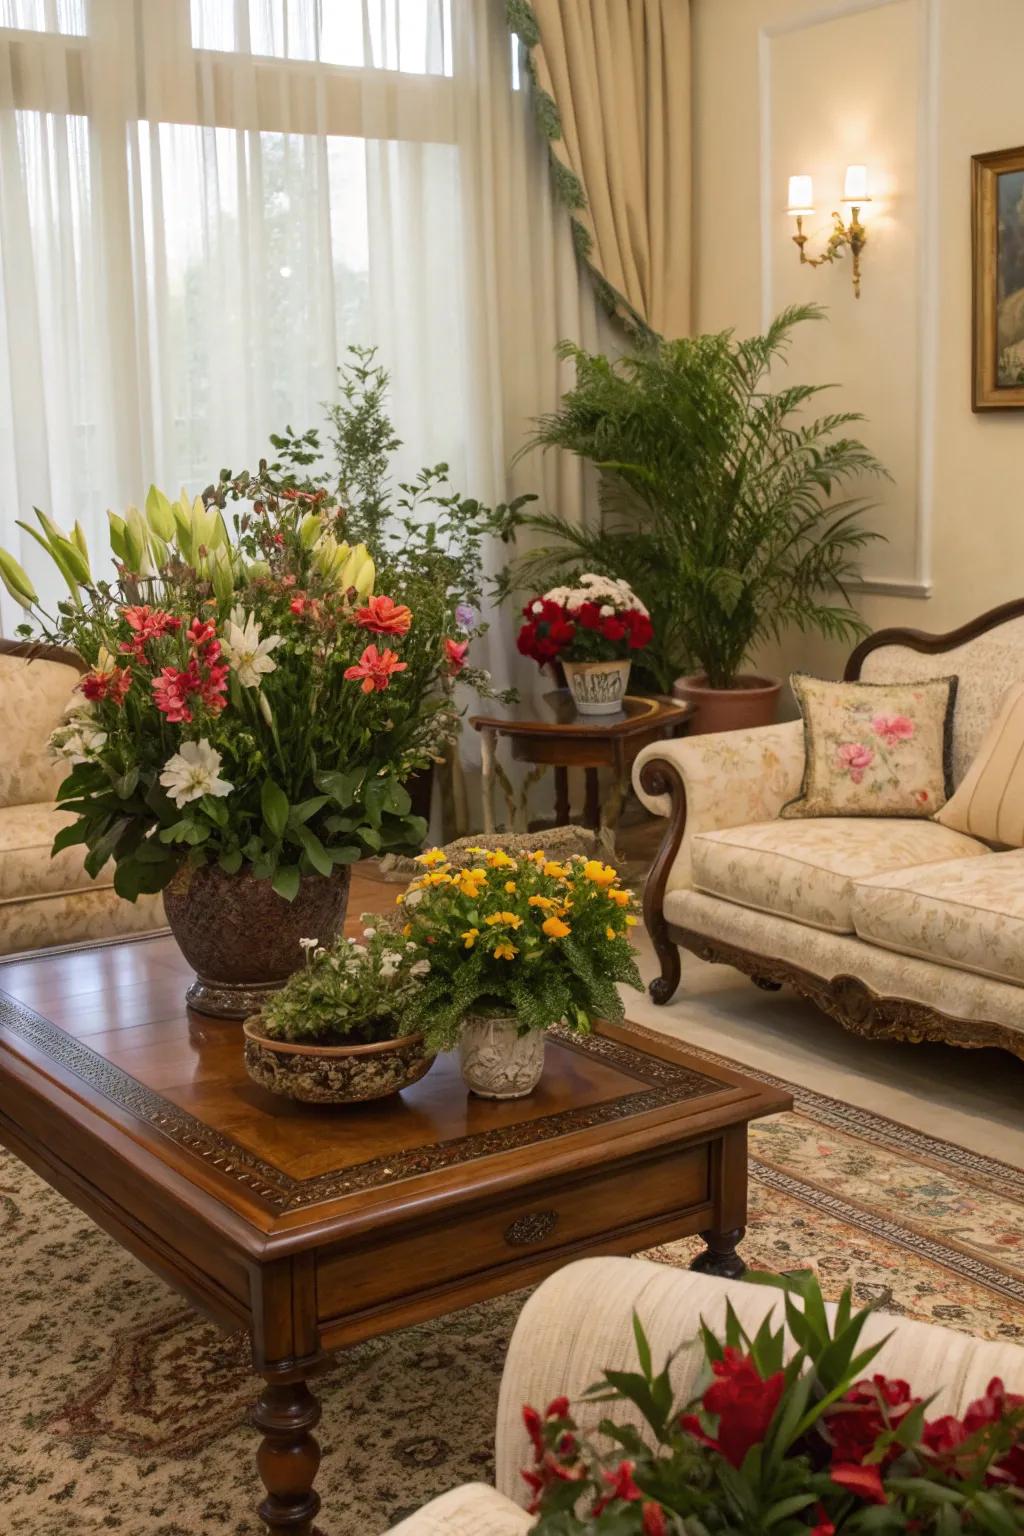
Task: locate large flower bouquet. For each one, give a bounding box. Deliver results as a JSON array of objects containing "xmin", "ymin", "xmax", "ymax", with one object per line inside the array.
[
  {"xmin": 523, "ymin": 1270, "xmax": 1024, "ymax": 1534},
  {"xmin": 0, "ymin": 487, "xmax": 460, "ymax": 902},
  {"xmin": 516, "ymin": 574, "xmax": 654, "ymax": 669},
  {"xmin": 398, "ymin": 847, "xmax": 643, "ymax": 1049}
]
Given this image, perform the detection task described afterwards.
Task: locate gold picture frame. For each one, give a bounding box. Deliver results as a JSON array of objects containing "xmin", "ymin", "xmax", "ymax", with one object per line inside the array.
[{"xmin": 972, "ymin": 145, "xmax": 1024, "ymax": 411}]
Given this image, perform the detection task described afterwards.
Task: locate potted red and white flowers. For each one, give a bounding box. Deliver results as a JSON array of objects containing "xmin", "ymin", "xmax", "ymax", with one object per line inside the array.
[{"xmin": 516, "ymin": 574, "xmax": 653, "ymax": 715}]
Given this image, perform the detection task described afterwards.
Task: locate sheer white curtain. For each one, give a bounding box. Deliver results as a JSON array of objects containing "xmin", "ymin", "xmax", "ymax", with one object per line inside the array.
[{"xmin": 0, "ymin": 0, "xmax": 603, "ymax": 669}]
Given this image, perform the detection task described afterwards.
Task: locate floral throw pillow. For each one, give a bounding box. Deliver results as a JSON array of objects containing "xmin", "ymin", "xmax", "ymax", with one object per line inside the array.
[{"xmin": 781, "ymin": 673, "xmax": 959, "ymax": 819}]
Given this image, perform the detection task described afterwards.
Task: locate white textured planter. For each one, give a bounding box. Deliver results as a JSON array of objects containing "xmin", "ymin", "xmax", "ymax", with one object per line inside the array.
[
  {"xmin": 459, "ymin": 1014, "xmax": 545, "ymax": 1099},
  {"xmin": 562, "ymin": 659, "xmax": 631, "ymax": 715}
]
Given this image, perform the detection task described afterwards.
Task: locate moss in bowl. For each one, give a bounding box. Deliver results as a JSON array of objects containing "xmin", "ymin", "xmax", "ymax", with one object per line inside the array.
[{"xmin": 242, "ymin": 921, "xmax": 435, "ymax": 1104}]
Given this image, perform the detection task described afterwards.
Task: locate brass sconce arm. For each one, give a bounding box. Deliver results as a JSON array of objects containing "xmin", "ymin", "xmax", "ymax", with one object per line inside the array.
[{"xmin": 792, "ymin": 206, "xmax": 868, "ymax": 297}]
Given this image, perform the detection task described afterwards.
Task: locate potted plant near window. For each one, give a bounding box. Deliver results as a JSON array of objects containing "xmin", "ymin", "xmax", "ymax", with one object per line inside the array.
[
  {"xmin": 498, "ymin": 305, "xmax": 888, "ymax": 733},
  {"xmin": 399, "ymin": 847, "xmax": 642, "ymax": 1098},
  {"xmin": 516, "ymin": 574, "xmax": 653, "ymax": 715},
  {"xmin": 242, "ymin": 923, "xmax": 435, "ymax": 1104}
]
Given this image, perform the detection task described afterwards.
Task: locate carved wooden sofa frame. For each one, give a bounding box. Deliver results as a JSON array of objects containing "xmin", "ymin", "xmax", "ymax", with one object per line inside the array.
[{"xmin": 639, "ymin": 598, "xmax": 1024, "ymax": 1063}]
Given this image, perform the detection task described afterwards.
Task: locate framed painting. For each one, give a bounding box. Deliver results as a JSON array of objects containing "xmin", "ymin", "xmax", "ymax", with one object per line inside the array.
[{"xmin": 972, "ymin": 146, "xmax": 1024, "ymax": 410}]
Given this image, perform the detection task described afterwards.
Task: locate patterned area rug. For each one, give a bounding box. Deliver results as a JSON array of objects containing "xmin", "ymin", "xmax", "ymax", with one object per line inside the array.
[{"xmin": 2, "ymin": 1049, "xmax": 1023, "ymax": 1536}]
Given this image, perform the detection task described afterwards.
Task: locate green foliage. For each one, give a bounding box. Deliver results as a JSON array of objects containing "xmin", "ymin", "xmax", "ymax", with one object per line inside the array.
[
  {"xmin": 502, "ymin": 306, "xmax": 889, "ymax": 691},
  {"xmin": 258, "ymin": 920, "xmax": 429, "ymax": 1046}
]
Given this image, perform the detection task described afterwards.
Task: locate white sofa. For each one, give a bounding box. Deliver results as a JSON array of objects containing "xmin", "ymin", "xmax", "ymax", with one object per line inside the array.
[
  {"xmin": 385, "ymin": 1255, "xmax": 1024, "ymax": 1534},
  {"xmin": 633, "ymin": 601, "xmax": 1024, "ymax": 1062},
  {"xmin": 0, "ymin": 642, "xmax": 164, "ymax": 955}
]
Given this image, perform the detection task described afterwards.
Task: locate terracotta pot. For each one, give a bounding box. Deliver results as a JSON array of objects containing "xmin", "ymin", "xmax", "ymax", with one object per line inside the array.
[
  {"xmin": 458, "ymin": 1014, "xmax": 546, "ymax": 1099},
  {"xmin": 672, "ymin": 673, "xmax": 782, "ymax": 735},
  {"xmin": 163, "ymin": 863, "xmax": 351, "ymax": 1019},
  {"xmin": 242, "ymin": 1018, "xmax": 435, "ymax": 1104},
  {"xmin": 562, "ymin": 659, "xmax": 631, "ymax": 716}
]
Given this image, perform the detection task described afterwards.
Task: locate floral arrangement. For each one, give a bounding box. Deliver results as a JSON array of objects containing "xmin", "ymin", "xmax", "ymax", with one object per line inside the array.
[
  {"xmin": 256, "ymin": 920, "xmax": 431, "ymax": 1046},
  {"xmin": 0, "ymin": 486, "xmax": 465, "ymax": 902},
  {"xmin": 516, "ymin": 574, "xmax": 653, "ymax": 669},
  {"xmin": 398, "ymin": 847, "xmax": 643, "ymax": 1049},
  {"xmin": 523, "ymin": 1269, "xmax": 1024, "ymax": 1534}
]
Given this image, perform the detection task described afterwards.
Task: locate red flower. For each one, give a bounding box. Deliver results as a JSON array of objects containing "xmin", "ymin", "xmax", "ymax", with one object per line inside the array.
[
  {"xmin": 830, "ymin": 1463, "xmax": 887, "ymax": 1504},
  {"xmin": 187, "ymin": 617, "xmax": 217, "ymax": 651},
  {"xmin": 80, "ymin": 665, "xmax": 132, "ymax": 705},
  {"xmin": 626, "ymin": 610, "xmax": 653, "ymax": 650},
  {"xmin": 119, "ymin": 605, "xmax": 182, "ymax": 660},
  {"xmin": 522, "ymin": 1404, "xmax": 544, "ymax": 1459},
  {"xmin": 680, "ymin": 1348, "xmax": 785, "ymax": 1469},
  {"xmin": 545, "ymin": 1397, "xmax": 570, "ymax": 1421},
  {"xmin": 356, "ymin": 595, "xmax": 413, "ymax": 636},
  {"xmin": 199, "ymin": 661, "xmax": 229, "ymax": 714},
  {"xmin": 592, "ymin": 1460, "xmax": 642, "ymax": 1516},
  {"xmin": 641, "ymin": 1502, "xmax": 667, "ymax": 1536},
  {"xmin": 575, "ymin": 601, "xmax": 602, "ymax": 631},
  {"xmin": 444, "ymin": 637, "xmax": 469, "ymax": 675},
  {"xmin": 344, "ymin": 644, "xmax": 408, "ymax": 694},
  {"xmin": 825, "ymin": 1376, "xmax": 917, "ymax": 1467},
  {"xmin": 810, "ymin": 1506, "xmax": 836, "ymax": 1536},
  {"xmin": 152, "ymin": 666, "xmax": 198, "ymax": 723},
  {"xmin": 601, "ymin": 614, "xmax": 627, "ymax": 643},
  {"xmin": 924, "ymin": 1378, "xmax": 1024, "ymax": 1486}
]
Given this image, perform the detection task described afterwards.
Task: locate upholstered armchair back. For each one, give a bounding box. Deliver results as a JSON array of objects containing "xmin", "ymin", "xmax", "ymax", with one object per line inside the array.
[
  {"xmin": 850, "ymin": 608, "xmax": 1024, "ymax": 787},
  {"xmin": 0, "ymin": 646, "xmax": 83, "ymax": 808}
]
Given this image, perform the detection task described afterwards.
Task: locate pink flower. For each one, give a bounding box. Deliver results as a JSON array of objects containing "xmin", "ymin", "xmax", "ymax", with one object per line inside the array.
[
  {"xmin": 152, "ymin": 666, "xmax": 198, "ymax": 723},
  {"xmin": 872, "ymin": 713, "xmax": 915, "ymax": 746},
  {"xmin": 836, "ymin": 742, "xmax": 875, "ymax": 784},
  {"xmin": 119, "ymin": 606, "xmax": 182, "ymax": 660},
  {"xmin": 344, "ymin": 644, "xmax": 408, "ymax": 694},
  {"xmin": 444, "ymin": 637, "xmax": 469, "ymax": 675}
]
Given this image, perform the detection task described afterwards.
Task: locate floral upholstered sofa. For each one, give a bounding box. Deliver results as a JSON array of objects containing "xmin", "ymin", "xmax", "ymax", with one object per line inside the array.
[
  {"xmin": 632, "ymin": 600, "xmax": 1024, "ymax": 1063},
  {"xmin": 0, "ymin": 641, "xmax": 164, "ymax": 955},
  {"xmin": 384, "ymin": 1256, "xmax": 1024, "ymax": 1533}
]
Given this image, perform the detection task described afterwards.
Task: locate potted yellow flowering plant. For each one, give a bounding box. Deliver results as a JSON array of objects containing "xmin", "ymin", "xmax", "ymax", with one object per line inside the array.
[{"xmin": 399, "ymin": 848, "xmax": 643, "ymax": 1098}]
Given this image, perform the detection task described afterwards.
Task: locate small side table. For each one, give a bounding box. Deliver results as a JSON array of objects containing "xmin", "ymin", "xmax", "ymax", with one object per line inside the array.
[{"xmin": 470, "ymin": 690, "xmax": 693, "ymax": 835}]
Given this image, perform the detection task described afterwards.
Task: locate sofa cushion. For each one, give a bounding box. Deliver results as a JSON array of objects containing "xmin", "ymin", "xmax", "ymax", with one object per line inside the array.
[
  {"xmin": 0, "ymin": 652, "xmax": 80, "ymax": 808},
  {"xmin": 935, "ymin": 680, "xmax": 1024, "ymax": 846},
  {"xmin": 690, "ymin": 818, "xmax": 989, "ymax": 934},
  {"xmin": 852, "ymin": 850, "xmax": 1024, "ymax": 987},
  {"xmin": 0, "ymin": 801, "xmax": 110, "ymax": 905}
]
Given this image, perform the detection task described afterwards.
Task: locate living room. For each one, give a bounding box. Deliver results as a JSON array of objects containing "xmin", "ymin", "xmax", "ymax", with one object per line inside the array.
[{"xmin": 1, "ymin": 2, "xmax": 1023, "ymax": 1534}]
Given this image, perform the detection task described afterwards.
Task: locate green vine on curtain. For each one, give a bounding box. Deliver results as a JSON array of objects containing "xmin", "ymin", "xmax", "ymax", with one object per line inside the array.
[{"xmin": 504, "ymin": 0, "xmax": 656, "ymax": 340}]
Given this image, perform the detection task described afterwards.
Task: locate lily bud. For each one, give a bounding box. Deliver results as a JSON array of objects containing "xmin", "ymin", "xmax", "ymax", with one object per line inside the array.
[
  {"xmin": 299, "ymin": 512, "xmax": 323, "ymax": 548},
  {"xmin": 145, "ymin": 485, "xmax": 177, "ymax": 543},
  {"xmin": 340, "ymin": 543, "xmax": 375, "ymax": 598},
  {"xmin": 0, "ymin": 547, "xmax": 38, "ymax": 607},
  {"xmin": 210, "ymin": 544, "xmax": 236, "ymax": 604},
  {"xmin": 108, "ymin": 512, "xmax": 128, "ymax": 562}
]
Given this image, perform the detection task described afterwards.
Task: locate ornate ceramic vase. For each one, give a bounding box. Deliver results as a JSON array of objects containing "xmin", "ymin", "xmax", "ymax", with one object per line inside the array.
[
  {"xmin": 163, "ymin": 863, "xmax": 351, "ymax": 1019},
  {"xmin": 242, "ymin": 1018, "xmax": 435, "ymax": 1104},
  {"xmin": 562, "ymin": 658, "xmax": 631, "ymax": 716},
  {"xmin": 458, "ymin": 1013, "xmax": 546, "ymax": 1099}
]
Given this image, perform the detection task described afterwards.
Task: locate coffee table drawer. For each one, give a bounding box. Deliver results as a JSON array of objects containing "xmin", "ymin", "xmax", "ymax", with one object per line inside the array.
[{"xmin": 317, "ymin": 1143, "xmax": 710, "ymax": 1321}]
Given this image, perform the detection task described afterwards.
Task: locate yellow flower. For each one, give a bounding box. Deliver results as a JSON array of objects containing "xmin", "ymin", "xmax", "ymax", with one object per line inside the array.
[
  {"xmin": 494, "ymin": 941, "xmax": 518, "ymax": 961},
  {"xmin": 625, "ymin": 915, "xmax": 638, "ymax": 926},
  {"xmin": 527, "ymin": 849, "xmax": 546, "ymax": 864},
  {"xmin": 528, "ymin": 894, "xmax": 555, "ymax": 910},
  {"xmin": 485, "ymin": 910, "xmax": 522, "ymax": 929},
  {"xmin": 423, "ymin": 870, "xmax": 453, "ymax": 886},
  {"xmin": 416, "ymin": 848, "xmax": 449, "ymax": 867},
  {"xmin": 396, "ymin": 893, "xmax": 405, "ymax": 904},
  {"xmin": 486, "ymin": 848, "xmax": 516, "ymax": 869},
  {"xmin": 504, "ymin": 880, "xmax": 518, "ymax": 894},
  {"xmin": 606, "ymin": 925, "xmax": 617, "ymax": 940},
  {"xmin": 609, "ymin": 887, "xmax": 631, "ymax": 907},
  {"xmin": 543, "ymin": 860, "xmax": 569, "ymax": 879},
  {"xmin": 583, "ymin": 859, "xmax": 618, "ymax": 887},
  {"xmin": 457, "ymin": 872, "xmax": 485, "ymax": 898},
  {"xmin": 461, "ymin": 927, "xmax": 480, "ymax": 948},
  {"xmin": 465, "ymin": 846, "xmax": 488, "ymax": 855},
  {"xmin": 542, "ymin": 915, "xmax": 571, "ymax": 940},
  {"xmin": 402, "ymin": 922, "xmax": 412, "ymax": 936}
]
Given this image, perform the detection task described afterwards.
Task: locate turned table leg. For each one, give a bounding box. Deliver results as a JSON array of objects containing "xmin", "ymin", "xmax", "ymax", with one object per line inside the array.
[
  {"xmin": 254, "ymin": 1376, "xmax": 323, "ymax": 1535},
  {"xmin": 690, "ymin": 1226, "xmax": 746, "ymax": 1279}
]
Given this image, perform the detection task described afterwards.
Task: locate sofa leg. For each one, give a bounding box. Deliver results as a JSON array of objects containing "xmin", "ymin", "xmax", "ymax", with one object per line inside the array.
[{"xmin": 649, "ymin": 934, "xmax": 681, "ymax": 1006}]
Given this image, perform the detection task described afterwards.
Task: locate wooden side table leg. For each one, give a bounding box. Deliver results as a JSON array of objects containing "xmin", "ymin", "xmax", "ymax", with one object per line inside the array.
[
  {"xmin": 584, "ymin": 768, "xmax": 601, "ymax": 829},
  {"xmin": 479, "ymin": 728, "xmax": 497, "ymax": 835},
  {"xmin": 690, "ymin": 1126, "xmax": 748, "ymax": 1278},
  {"xmin": 254, "ymin": 1375, "xmax": 323, "ymax": 1535},
  {"xmin": 553, "ymin": 765, "xmax": 570, "ymax": 826},
  {"xmin": 689, "ymin": 1226, "xmax": 746, "ymax": 1279}
]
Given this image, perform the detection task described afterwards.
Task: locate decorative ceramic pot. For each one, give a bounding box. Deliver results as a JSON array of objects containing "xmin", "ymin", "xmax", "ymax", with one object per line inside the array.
[
  {"xmin": 458, "ymin": 1013, "xmax": 546, "ymax": 1099},
  {"xmin": 242, "ymin": 1018, "xmax": 435, "ymax": 1104},
  {"xmin": 562, "ymin": 659, "xmax": 631, "ymax": 716},
  {"xmin": 163, "ymin": 863, "xmax": 351, "ymax": 1019},
  {"xmin": 671, "ymin": 673, "xmax": 782, "ymax": 735}
]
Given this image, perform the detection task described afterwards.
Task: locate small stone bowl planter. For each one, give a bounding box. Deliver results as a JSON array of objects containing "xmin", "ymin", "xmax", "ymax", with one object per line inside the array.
[{"xmin": 243, "ymin": 1017, "xmax": 435, "ymax": 1105}]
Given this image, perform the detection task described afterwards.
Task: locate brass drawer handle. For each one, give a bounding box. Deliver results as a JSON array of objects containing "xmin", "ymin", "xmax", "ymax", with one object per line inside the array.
[{"xmin": 504, "ymin": 1210, "xmax": 558, "ymax": 1247}]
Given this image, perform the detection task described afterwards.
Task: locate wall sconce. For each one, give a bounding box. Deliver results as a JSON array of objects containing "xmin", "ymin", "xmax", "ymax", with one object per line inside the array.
[{"xmin": 786, "ymin": 165, "xmax": 871, "ymax": 298}]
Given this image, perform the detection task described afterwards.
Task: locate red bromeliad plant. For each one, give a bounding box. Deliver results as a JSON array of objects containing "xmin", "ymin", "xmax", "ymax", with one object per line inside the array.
[
  {"xmin": 523, "ymin": 1270, "xmax": 1024, "ymax": 1534},
  {"xmin": 517, "ymin": 574, "xmax": 653, "ymax": 670}
]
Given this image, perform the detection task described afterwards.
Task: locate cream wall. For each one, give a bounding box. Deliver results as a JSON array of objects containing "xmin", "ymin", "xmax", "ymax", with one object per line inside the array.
[{"xmin": 692, "ymin": 0, "xmax": 1024, "ymax": 684}]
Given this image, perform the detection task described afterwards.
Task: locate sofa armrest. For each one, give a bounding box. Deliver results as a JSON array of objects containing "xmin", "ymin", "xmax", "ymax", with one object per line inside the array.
[
  {"xmin": 493, "ymin": 1257, "xmax": 1024, "ymax": 1508},
  {"xmin": 385, "ymin": 1485, "xmax": 531, "ymax": 1536},
  {"xmin": 632, "ymin": 720, "xmax": 806, "ymax": 895}
]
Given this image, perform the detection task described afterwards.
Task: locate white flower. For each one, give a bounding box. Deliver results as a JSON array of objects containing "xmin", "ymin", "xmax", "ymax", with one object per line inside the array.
[
  {"xmin": 404, "ymin": 887, "xmax": 423, "ymax": 907},
  {"xmin": 299, "ymin": 938, "xmax": 319, "ymax": 950},
  {"xmin": 599, "ymin": 604, "xmax": 614, "ymax": 617},
  {"xmin": 222, "ymin": 609, "xmax": 282, "ymax": 688},
  {"xmin": 405, "ymin": 942, "xmax": 417, "ymax": 952},
  {"xmin": 48, "ymin": 723, "xmax": 108, "ymax": 764},
  {"xmin": 531, "ymin": 600, "xmax": 544, "ymax": 614},
  {"xmin": 258, "ymin": 692, "xmax": 274, "ymax": 726},
  {"xmin": 363, "ymin": 926, "xmax": 377, "ymax": 938},
  {"xmin": 409, "ymin": 958, "xmax": 431, "ymax": 979},
  {"xmin": 158, "ymin": 739, "xmax": 234, "ymax": 808}
]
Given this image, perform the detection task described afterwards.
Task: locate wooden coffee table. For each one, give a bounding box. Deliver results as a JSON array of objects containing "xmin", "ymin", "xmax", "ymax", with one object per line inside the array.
[{"xmin": 0, "ymin": 936, "xmax": 789, "ymax": 1534}]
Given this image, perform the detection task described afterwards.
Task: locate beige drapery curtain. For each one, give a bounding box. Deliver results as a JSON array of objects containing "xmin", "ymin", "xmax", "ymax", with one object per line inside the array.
[{"xmin": 517, "ymin": 0, "xmax": 691, "ymax": 338}]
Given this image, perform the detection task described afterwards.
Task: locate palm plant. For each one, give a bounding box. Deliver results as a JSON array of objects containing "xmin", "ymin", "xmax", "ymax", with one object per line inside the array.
[{"xmin": 500, "ymin": 305, "xmax": 888, "ymax": 692}]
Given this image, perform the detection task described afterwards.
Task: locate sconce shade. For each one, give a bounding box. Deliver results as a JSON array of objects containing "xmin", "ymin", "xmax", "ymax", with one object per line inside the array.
[
  {"xmin": 842, "ymin": 163, "xmax": 869, "ymax": 202},
  {"xmin": 786, "ymin": 174, "xmax": 814, "ymax": 214}
]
